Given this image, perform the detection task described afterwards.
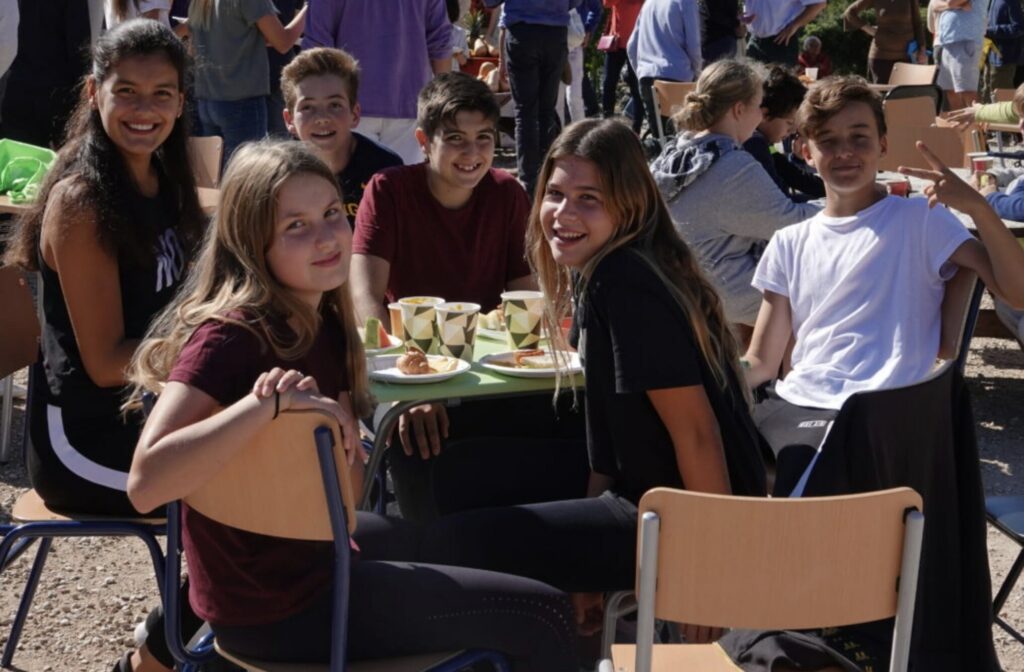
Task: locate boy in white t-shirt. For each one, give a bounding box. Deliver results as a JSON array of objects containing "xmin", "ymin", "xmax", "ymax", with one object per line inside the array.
[{"xmin": 743, "ymin": 76, "xmax": 1024, "ymax": 489}]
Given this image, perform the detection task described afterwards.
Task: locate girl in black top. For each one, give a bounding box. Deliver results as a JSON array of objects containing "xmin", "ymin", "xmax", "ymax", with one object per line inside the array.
[
  {"xmin": 3, "ymin": 22, "xmax": 203, "ymax": 670},
  {"xmin": 417, "ymin": 118, "xmax": 766, "ymax": 642}
]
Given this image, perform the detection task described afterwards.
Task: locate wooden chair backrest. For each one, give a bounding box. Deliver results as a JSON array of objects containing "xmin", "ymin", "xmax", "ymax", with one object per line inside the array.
[
  {"xmin": 0, "ymin": 266, "xmax": 40, "ymax": 378},
  {"xmin": 187, "ymin": 136, "xmax": 223, "ymax": 189},
  {"xmin": 638, "ymin": 487, "xmax": 922, "ymax": 630},
  {"xmin": 653, "ymin": 80, "xmax": 696, "ymax": 121},
  {"xmin": 995, "ymin": 88, "xmax": 1016, "ymax": 103},
  {"xmin": 889, "ymin": 63, "xmax": 937, "ymax": 86},
  {"xmin": 884, "ymin": 96, "xmax": 939, "ymax": 129},
  {"xmin": 877, "ymin": 126, "xmax": 964, "ymax": 171},
  {"xmin": 185, "ymin": 408, "xmax": 358, "ymax": 540},
  {"xmin": 939, "ymin": 267, "xmax": 980, "ymax": 361}
]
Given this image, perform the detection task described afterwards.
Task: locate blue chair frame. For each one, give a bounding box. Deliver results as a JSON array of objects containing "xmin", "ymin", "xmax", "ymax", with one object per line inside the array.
[{"xmin": 159, "ymin": 414, "xmax": 510, "ymax": 671}]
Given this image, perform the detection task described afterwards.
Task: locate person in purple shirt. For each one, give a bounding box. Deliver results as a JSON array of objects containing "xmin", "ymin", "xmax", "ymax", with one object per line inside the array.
[
  {"xmin": 303, "ymin": 0, "xmax": 452, "ymax": 165},
  {"xmin": 486, "ymin": 0, "xmax": 581, "ymax": 197}
]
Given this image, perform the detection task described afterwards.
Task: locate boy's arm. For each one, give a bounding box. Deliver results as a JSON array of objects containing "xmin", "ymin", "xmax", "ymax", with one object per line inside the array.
[
  {"xmin": 743, "ymin": 291, "xmax": 793, "ymax": 388},
  {"xmin": 775, "ymin": 2, "xmax": 826, "ymax": 46},
  {"xmin": 350, "ymin": 254, "xmax": 391, "ymax": 325},
  {"xmin": 900, "ymin": 141, "xmax": 1024, "ymax": 309}
]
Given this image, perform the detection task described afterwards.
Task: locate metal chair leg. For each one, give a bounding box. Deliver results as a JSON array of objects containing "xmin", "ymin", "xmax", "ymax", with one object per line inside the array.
[
  {"xmin": 2, "ymin": 537, "xmax": 52, "ymax": 668},
  {"xmin": 994, "ymin": 548, "xmax": 1024, "ymax": 616},
  {"xmin": 1, "ymin": 375, "xmax": 14, "ymax": 463}
]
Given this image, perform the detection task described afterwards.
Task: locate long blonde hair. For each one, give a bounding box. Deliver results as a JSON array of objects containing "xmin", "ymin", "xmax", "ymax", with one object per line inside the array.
[
  {"xmin": 128, "ymin": 141, "xmax": 372, "ymax": 417},
  {"xmin": 526, "ymin": 119, "xmax": 747, "ymax": 399}
]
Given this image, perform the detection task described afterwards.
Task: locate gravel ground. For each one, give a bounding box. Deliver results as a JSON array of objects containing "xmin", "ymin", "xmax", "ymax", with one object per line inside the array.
[{"xmin": 1, "ymin": 337, "xmax": 1023, "ymax": 672}]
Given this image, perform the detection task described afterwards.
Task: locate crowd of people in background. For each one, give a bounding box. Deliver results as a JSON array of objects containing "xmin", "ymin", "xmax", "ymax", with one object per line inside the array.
[{"xmin": 3, "ymin": 1, "xmax": 1024, "ymax": 672}]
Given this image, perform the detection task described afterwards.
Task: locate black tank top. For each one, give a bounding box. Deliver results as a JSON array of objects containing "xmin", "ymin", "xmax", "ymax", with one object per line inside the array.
[{"xmin": 36, "ymin": 178, "xmax": 190, "ymax": 419}]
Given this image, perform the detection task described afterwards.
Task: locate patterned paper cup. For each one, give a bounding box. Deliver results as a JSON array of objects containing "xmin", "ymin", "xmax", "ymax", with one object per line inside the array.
[
  {"xmin": 500, "ymin": 290, "xmax": 544, "ymax": 350},
  {"xmin": 398, "ymin": 296, "xmax": 444, "ymax": 353},
  {"xmin": 436, "ymin": 302, "xmax": 481, "ymax": 361}
]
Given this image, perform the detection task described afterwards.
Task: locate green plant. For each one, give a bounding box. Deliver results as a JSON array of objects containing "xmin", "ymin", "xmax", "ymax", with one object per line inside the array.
[{"xmin": 803, "ymin": 0, "xmax": 872, "ymax": 76}]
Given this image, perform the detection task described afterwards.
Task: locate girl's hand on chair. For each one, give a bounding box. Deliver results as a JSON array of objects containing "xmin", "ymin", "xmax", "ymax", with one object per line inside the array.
[
  {"xmin": 252, "ymin": 367, "xmax": 319, "ymax": 399},
  {"xmin": 281, "ymin": 388, "xmax": 366, "ymax": 465},
  {"xmin": 898, "ymin": 141, "xmax": 989, "ymax": 215}
]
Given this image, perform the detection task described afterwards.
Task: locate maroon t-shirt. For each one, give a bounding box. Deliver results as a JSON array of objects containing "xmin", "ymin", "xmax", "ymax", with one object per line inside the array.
[
  {"xmin": 167, "ymin": 313, "xmax": 349, "ymax": 627},
  {"xmin": 352, "ymin": 163, "xmax": 532, "ymax": 311}
]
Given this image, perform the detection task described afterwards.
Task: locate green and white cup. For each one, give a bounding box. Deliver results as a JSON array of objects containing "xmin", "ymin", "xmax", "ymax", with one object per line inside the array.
[
  {"xmin": 399, "ymin": 296, "xmax": 444, "ymax": 353},
  {"xmin": 500, "ymin": 290, "xmax": 544, "ymax": 350},
  {"xmin": 436, "ymin": 302, "xmax": 481, "ymax": 361}
]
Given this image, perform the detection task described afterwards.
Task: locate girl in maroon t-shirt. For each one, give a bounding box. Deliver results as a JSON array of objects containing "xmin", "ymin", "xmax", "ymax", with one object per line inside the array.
[{"xmin": 125, "ymin": 140, "xmax": 577, "ymax": 670}]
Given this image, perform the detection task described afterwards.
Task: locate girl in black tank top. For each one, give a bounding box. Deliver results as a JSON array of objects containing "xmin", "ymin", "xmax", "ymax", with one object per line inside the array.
[{"xmin": 4, "ymin": 21, "xmax": 203, "ymax": 519}]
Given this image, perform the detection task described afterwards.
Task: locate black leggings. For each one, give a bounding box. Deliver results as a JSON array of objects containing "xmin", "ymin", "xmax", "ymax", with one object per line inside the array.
[{"xmin": 212, "ymin": 512, "xmax": 579, "ymax": 671}]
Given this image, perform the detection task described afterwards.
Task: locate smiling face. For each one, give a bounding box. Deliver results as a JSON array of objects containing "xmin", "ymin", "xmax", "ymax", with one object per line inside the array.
[
  {"xmin": 803, "ymin": 101, "xmax": 887, "ymax": 198},
  {"xmin": 283, "ymin": 74, "xmax": 360, "ymax": 169},
  {"xmin": 265, "ymin": 173, "xmax": 351, "ymax": 307},
  {"xmin": 540, "ymin": 155, "xmax": 617, "ymax": 269},
  {"xmin": 416, "ymin": 109, "xmax": 496, "ymax": 207},
  {"xmin": 89, "ymin": 52, "xmax": 184, "ymax": 165}
]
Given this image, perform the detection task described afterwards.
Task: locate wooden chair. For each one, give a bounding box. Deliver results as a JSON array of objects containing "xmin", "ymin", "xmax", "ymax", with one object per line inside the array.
[
  {"xmin": 884, "ymin": 96, "xmax": 940, "ymax": 130},
  {"xmin": 651, "ymin": 80, "xmax": 695, "ymax": 146},
  {"xmin": 0, "ymin": 266, "xmax": 38, "ymax": 461},
  {"xmin": 164, "ymin": 408, "xmax": 510, "ymax": 672},
  {"xmin": 938, "ymin": 268, "xmax": 983, "ymax": 372},
  {"xmin": 187, "ymin": 136, "xmax": 224, "ymax": 189},
  {"xmin": 877, "ymin": 126, "xmax": 964, "ymax": 171},
  {"xmin": 601, "ymin": 487, "xmax": 924, "ymax": 672},
  {"xmin": 889, "ymin": 63, "xmax": 937, "ymax": 86},
  {"xmin": 0, "ymin": 490, "xmax": 168, "ymax": 668},
  {"xmin": 994, "ymin": 88, "xmax": 1016, "ymax": 103}
]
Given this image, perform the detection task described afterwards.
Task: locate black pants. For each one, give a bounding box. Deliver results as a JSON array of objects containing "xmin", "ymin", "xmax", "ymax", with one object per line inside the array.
[
  {"xmin": 388, "ymin": 394, "xmax": 589, "ymax": 522},
  {"xmin": 602, "ymin": 49, "xmax": 643, "ymax": 133},
  {"xmin": 213, "ymin": 512, "xmax": 578, "ymax": 671},
  {"xmin": 640, "ymin": 76, "xmax": 677, "ymax": 140},
  {"xmin": 505, "ymin": 22, "xmax": 567, "ymax": 196},
  {"xmin": 747, "ymin": 32, "xmax": 802, "ymax": 66},
  {"xmin": 752, "ymin": 390, "xmax": 837, "ymax": 497}
]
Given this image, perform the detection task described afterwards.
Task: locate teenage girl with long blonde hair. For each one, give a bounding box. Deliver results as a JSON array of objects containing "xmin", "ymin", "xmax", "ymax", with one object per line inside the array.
[{"xmin": 126, "ymin": 140, "xmax": 578, "ymax": 670}]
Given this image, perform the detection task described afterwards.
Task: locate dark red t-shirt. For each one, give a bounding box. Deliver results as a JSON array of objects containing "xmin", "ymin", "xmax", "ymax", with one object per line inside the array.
[
  {"xmin": 167, "ymin": 313, "xmax": 349, "ymax": 627},
  {"xmin": 352, "ymin": 163, "xmax": 532, "ymax": 311}
]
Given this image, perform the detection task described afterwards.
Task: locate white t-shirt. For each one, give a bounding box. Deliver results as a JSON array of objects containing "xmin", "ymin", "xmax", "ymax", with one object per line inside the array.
[
  {"xmin": 103, "ymin": 0, "xmax": 172, "ymax": 30},
  {"xmin": 744, "ymin": 0, "xmax": 821, "ymax": 38},
  {"xmin": 752, "ymin": 195, "xmax": 973, "ymax": 410}
]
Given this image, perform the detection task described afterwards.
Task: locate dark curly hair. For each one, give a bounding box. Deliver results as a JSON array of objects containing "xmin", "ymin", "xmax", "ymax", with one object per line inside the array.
[
  {"xmin": 4, "ymin": 19, "xmax": 203, "ymax": 271},
  {"xmin": 761, "ymin": 65, "xmax": 807, "ymax": 120}
]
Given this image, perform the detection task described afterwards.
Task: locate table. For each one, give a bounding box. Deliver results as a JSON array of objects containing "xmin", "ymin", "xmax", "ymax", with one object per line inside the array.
[
  {"xmin": 893, "ymin": 168, "xmax": 1024, "ymax": 237},
  {"xmin": 1, "ymin": 188, "xmax": 219, "ymax": 217},
  {"xmin": 362, "ymin": 334, "xmax": 581, "ymax": 509}
]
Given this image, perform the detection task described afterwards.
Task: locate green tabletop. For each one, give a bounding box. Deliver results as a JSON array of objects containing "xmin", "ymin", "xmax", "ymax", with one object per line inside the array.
[{"xmin": 369, "ymin": 335, "xmax": 581, "ymax": 404}]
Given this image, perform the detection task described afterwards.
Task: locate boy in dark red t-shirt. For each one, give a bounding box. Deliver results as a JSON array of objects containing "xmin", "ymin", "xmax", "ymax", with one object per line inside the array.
[{"xmin": 351, "ymin": 72, "xmax": 535, "ymax": 319}]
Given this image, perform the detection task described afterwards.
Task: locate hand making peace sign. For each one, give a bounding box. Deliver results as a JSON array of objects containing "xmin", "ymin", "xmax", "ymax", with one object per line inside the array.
[{"xmin": 897, "ymin": 141, "xmax": 990, "ymax": 216}]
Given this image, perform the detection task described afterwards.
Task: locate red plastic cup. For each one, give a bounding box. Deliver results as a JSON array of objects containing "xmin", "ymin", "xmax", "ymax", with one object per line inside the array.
[{"xmin": 884, "ymin": 179, "xmax": 910, "ymax": 197}]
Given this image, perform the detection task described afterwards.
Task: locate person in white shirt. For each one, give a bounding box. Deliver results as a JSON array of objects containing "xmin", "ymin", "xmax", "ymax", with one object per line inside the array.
[
  {"xmin": 743, "ymin": 76, "xmax": 1024, "ymax": 493},
  {"xmin": 743, "ymin": 0, "xmax": 826, "ymax": 66}
]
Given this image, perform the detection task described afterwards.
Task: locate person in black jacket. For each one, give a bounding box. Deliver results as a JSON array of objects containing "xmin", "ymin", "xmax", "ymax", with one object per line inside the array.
[
  {"xmin": 742, "ymin": 65, "xmax": 824, "ymax": 203},
  {"xmin": 985, "ymin": 0, "xmax": 1024, "ymax": 96}
]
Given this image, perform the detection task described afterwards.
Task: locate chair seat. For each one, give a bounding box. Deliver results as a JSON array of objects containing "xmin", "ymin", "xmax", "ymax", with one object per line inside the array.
[
  {"xmin": 986, "ymin": 496, "xmax": 1024, "ymax": 540},
  {"xmin": 215, "ymin": 641, "xmax": 465, "ymax": 672},
  {"xmin": 11, "ymin": 489, "xmax": 165, "ymax": 525},
  {"xmin": 610, "ymin": 643, "xmax": 743, "ymax": 671}
]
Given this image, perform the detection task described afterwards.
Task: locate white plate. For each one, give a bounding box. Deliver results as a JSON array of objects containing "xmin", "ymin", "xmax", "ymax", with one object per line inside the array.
[
  {"xmin": 476, "ymin": 326, "xmax": 508, "ymax": 341},
  {"xmin": 368, "ymin": 354, "xmax": 470, "ymax": 384},
  {"xmin": 478, "ymin": 351, "xmax": 582, "ymax": 378},
  {"xmin": 357, "ymin": 328, "xmax": 403, "ymax": 356}
]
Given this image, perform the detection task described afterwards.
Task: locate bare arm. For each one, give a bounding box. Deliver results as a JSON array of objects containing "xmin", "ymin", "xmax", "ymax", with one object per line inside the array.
[
  {"xmin": 256, "ymin": 4, "xmax": 308, "ymax": 54},
  {"xmin": 128, "ymin": 377, "xmax": 357, "ymax": 514},
  {"xmin": 350, "ymin": 253, "xmax": 390, "ymax": 326},
  {"xmin": 775, "ymin": 2, "xmax": 827, "ymax": 45},
  {"xmin": 647, "ymin": 386, "xmax": 731, "ymax": 494},
  {"xmin": 743, "ymin": 291, "xmax": 793, "ymax": 388},
  {"xmin": 431, "ymin": 57, "xmax": 452, "ymax": 74},
  {"xmin": 842, "ymin": 0, "xmax": 874, "ymax": 31},
  {"xmin": 41, "ymin": 180, "xmax": 138, "ymax": 388}
]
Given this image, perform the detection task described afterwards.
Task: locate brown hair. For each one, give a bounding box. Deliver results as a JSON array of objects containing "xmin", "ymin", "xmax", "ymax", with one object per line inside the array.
[
  {"xmin": 416, "ymin": 71, "xmax": 500, "ymax": 140},
  {"xmin": 797, "ymin": 75, "xmax": 887, "ymax": 140},
  {"xmin": 128, "ymin": 140, "xmax": 372, "ymax": 417},
  {"xmin": 526, "ymin": 119, "xmax": 747, "ymax": 399},
  {"xmin": 673, "ymin": 59, "xmax": 766, "ymax": 132},
  {"xmin": 280, "ymin": 47, "xmax": 361, "ymax": 112}
]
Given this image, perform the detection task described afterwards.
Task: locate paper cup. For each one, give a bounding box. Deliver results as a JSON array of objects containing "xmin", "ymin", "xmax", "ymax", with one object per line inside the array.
[
  {"xmin": 972, "ymin": 157, "xmax": 994, "ymax": 174},
  {"xmin": 388, "ymin": 302, "xmax": 403, "ymax": 339},
  {"xmin": 436, "ymin": 302, "xmax": 481, "ymax": 361},
  {"xmin": 805, "ymin": 67, "xmax": 819, "ymax": 81},
  {"xmin": 398, "ymin": 296, "xmax": 444, "ymax": 353},
  {"xmin": 883, "ymin": 179, "xmax": 910, "ymax": 197},
  {"xmin": 500, "ymin": 290, "xmax": 544, "ymax": 350}
]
